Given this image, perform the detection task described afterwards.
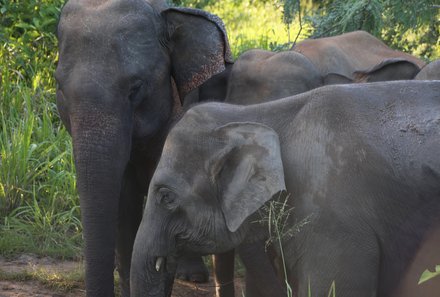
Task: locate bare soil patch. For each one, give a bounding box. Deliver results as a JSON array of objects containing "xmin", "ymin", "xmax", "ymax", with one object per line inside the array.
[{"xmin": 0, "ymin": 255, "xmax": 243, "ymax": 297}]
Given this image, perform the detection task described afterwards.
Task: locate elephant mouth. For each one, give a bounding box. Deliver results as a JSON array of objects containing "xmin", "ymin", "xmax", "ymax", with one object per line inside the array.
[{"xmin": 154, "ymin": 255, "xmax": 177, "ymax": 273}]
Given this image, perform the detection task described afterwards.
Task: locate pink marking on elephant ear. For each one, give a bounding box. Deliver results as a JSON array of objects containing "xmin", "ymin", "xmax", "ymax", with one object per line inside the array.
[
  {"xmin": 202, "ymin": 12, "xmax": 233, "ymax": 64},
  {"xmin": 171, "ymin": 77, "xmax": 184, "ymax": 120},
  {"xmin": 166, "ymin": 7, "xmax": 233, "ymax": 99},
  {"xmin": 179, "ymin": 53, "xmax": 226, "ymax": 98}
]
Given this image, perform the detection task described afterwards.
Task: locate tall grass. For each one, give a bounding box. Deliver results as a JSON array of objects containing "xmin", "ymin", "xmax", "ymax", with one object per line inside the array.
[
  {"xmin": 0, "ymin": 72, "xmax": 82, "ymax": 257},
  {"xmin": 0, "ymin": 0, "xmax": 81, "ymax": 256}
]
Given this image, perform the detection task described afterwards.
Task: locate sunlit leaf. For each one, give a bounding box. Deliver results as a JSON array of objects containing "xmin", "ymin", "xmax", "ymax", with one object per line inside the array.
[{"xmin": 418, "ymin": 265, "xmax": 440, "ymax": 285}]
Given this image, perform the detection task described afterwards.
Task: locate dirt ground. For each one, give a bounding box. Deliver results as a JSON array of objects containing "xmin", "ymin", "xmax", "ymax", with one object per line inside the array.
[{"xmin": 0, "ymin": 255, "xmax": 244, "ymax": 297}]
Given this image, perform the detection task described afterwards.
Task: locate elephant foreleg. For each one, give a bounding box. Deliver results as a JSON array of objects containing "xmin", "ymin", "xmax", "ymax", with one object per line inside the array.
[
  {"xmin": 213, "ymin": 250, "xmax": 235, "ymax": 297},
  {"xmin": 297, "ymin": 229, "xmax": 380, "ymax": 297},
  {"xmin": 175, "ymin": 255, "xmax": 209, "ymax": 282},
  {"xmin": 116, "ymin": 164, "xmax": 145, "ymax": 297},
  {"xmin": 238, "ymin": 241, "xmax": 286, "ymax": 297}
]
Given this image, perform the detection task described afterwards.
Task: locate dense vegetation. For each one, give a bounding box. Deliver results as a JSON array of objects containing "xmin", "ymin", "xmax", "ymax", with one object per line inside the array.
[
  {"xmin": 0, "ymin": 0, "xmax": 438, "ymax": 259},
  {"xmin": 1, "ymin": 0, "xmax": 80, "ymax": 257}
]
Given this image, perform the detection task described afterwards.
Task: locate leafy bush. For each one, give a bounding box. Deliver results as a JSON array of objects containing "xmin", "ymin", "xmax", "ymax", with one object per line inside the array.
[
  {"xmin": 205, "ymin": 0, "xmax": 312, "ymax": 57},
  {"xmin": 306, "ymin": 0, "xmax": 439, "ymax": 60},
  {"xmin": 0, "ymin": 0, "xmax": 63, "ymax": 87}
]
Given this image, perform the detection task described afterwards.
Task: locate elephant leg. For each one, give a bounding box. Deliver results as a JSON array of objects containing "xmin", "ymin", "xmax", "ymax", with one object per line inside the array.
[
  {"xmin": 175, "ymin": 255, "xmax": 209, "ymax": 283},
  {"xmin": 116, "ymin": 163, "xmax": 144, "ymax": 297},
  {"xmin": 213, "ymin": 250, "xmax": 235, "ymax": 297},
  {"xmin": 297, "ymin": 231, "xmax": 380, "ymax": 297},
  {"xmin": 238, "ymin": 241, "xmax": 286, "ymax": 297}
]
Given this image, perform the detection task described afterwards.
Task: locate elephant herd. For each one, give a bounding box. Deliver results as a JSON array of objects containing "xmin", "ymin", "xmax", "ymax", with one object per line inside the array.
[{"xmin": 55, "ymin": 0, "xmax": 440, "ymax": 296}]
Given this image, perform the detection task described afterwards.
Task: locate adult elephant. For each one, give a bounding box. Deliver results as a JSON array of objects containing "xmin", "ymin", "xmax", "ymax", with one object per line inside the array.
[
  {"xmin": 292, "ymin": 30, "xmax": 425, "ymax": 82},
  {"xmin": 415, "ymin": 59, "xmax": 440, "ymax": 80},
  {"xmin": 131, "ymin": 80, "xmax": 440, "ymax": 297},
  {"xmin": 55, "ymin": 0, "xmax": 232, "ymax": 296}
]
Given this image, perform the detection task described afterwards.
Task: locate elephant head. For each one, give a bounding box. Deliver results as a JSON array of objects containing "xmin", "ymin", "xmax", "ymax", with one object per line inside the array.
[
  {"xmin": 55, "ymin": 0, "xmax": 231, "ymax": 295},
  {"xmin": 225, "ymin": 49, "xmax": 323, "ymax": 104},
  {"xmin": 131, "ymin": 109, "xmax": 286, "ymax": 296},
  {"xmin": 224, "ymin": 49, "xmax": 354, "ymax": 105}
]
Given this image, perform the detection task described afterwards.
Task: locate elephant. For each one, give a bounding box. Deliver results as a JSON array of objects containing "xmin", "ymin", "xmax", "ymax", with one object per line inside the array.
[
  {"xmin": 55, "ymin": 0, "xmax": 233, "ymax": 295},
  {"xmin": 131, "ymin": 80, "xmax": 440, "ymax": 297},
  {"xmin": 224, "ymin": 49, "xmax": 349, "ymax": 105},
  {"xmin": 128, "ymin": 32, "xmax": 428, "ymax": 296},
  {"xmin": 415, "ymin": 60, "xmax": 440, "ymax": 80},
  {"xmin": 224, "ymin": 33, "xmax": 425, "ymax": 105},
  {"xmin": 292, "ymin": 30, "xmax": 425, "ymax": 82}
]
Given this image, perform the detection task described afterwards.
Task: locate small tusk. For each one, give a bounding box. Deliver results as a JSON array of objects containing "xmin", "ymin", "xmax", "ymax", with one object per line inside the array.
[{"xmin": 155, "ymin": 257, "xmax": 165, "ymax": 272}]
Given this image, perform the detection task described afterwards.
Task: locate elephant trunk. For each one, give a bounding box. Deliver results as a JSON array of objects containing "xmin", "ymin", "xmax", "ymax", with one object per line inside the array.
[
  {"xmin": 70, "ymin": 106, "xmax": 132, "ymax": 295},
  {"xmin": 130, "ymin": 253, "xmax": 175, "ymax": 297},
  {"xmin": 131, "ymin": 206, "xmax": 177, "ymax": 297}
]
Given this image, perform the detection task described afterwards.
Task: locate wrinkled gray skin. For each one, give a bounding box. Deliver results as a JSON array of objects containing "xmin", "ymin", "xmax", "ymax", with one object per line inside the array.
[
  {"xmin": 224, "ymin": 35, "xmax": 426, "ymax": 105},
  {"xmin": 292, "ymin": 30, "xmax": 425, "ymax": 82},
  {"xmin": 130, "ymin": 33, "xmax": 427, "ymax": 297},
  {"xmin": 225, "ymin": 49, "xmax": 349, "ymax": 105},
  {"xmin": 415, "ymin": 60, "xmax": 440, "ymax": 80},
  {"xmin": 189, "ymin": 31, "xmax": 426, "ymax": 107},
  {"xmin": 55, "ymin": 0, "xmax": 233, "ymax": 296},
  {"xmin": 204, "ymin": 44, "xmax": 427, "ymax": 297},
  {"xmin": 133, "ymin": 81, "xmax": 440, "ymax": 297}
]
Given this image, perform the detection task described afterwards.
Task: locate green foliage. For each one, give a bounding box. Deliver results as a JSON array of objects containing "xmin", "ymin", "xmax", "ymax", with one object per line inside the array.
[
  {"xmin": 309, "ymin": 0, "xmax": 383, "ymax": 36},
  {"xmin": 305, "ymin": 0, "xmax": 439, "ymax": 60},
  {"xmin": 205, "ymin": 0, "xmax": 311, "ymax": 57},
  {"xmin": 0, "ymin": 0, "xmax": 63, "ymax": 87},
  {"xmin": 276, "ymin": 0, "xmax": 300, "ymax": 26}
]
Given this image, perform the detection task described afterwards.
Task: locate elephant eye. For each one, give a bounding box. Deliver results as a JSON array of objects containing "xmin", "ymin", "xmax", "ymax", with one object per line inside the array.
[
  {"xmin": 128, "ymin": 80, "xmax": 145, "ymax": 104},
  {"xmin": 157, "ymin": 187, "xmax": 178, "ymax": 210}
]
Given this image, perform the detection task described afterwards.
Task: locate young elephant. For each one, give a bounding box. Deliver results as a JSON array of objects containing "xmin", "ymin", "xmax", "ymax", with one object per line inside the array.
[
  {"xmin": 415, "ymin": 60, "xmax": 440, "ymax": 80},
  {"xmin": 131, "ymin": 80, "xmax": 440, "ymax": 297}
]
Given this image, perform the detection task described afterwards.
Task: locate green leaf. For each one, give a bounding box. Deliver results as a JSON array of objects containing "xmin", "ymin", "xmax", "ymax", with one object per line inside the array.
[{"xmin": 418, "ymin": 265, "xmax": 440, "ymax": 284}]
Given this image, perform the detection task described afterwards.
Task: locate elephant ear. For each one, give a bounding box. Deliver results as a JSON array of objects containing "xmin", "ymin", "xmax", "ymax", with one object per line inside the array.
[
  {"xmin": 163, "ymin": 7, "xmax": 233, "ymax": 100},
  {"xmin": 209, "ymin": 122, "xmax": 286, "ymax": 232},
  {"xmin": 353, "ymin": 58, "xmax": 421, "ymax": 82},
  {"xmin": 323, "ymin": 73, "xmax": 353, "ymax": 85}
]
